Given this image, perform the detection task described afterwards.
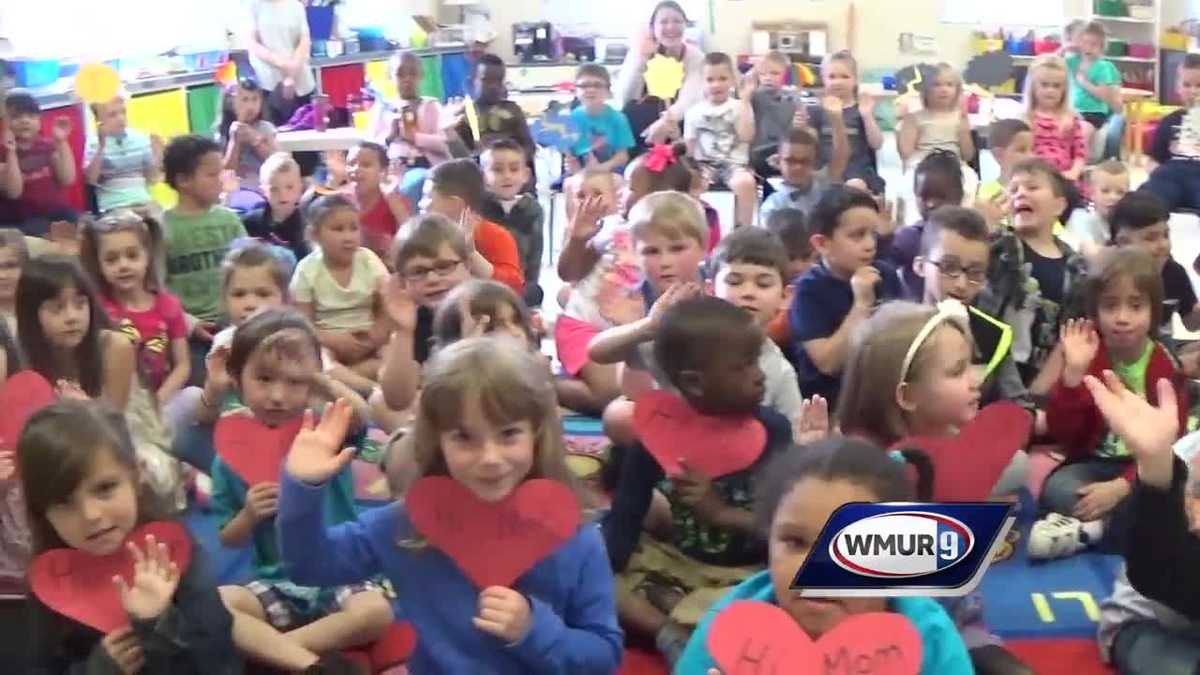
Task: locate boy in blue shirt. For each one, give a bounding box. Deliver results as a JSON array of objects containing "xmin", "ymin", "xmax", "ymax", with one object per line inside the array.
[
  {"xmin": 568, "ymin": 63, "xmax": 635, "ymax": 175},
  {"xmin": 789, "ymin": 185, "xmax": 903, "ymax": 407}
]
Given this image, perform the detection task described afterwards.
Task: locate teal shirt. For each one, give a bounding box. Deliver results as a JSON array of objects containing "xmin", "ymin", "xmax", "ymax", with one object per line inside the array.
[
  {"xmin": 675, "ymin": 570, "xmax": 974, "ymax": 675},
  {"xmin": 163, "ymin": 206, "xmax": 246, "ymax": 322},
  {"xmin": 1066, "ymin": 55, "xmax": 1122, "ymax": 115}
]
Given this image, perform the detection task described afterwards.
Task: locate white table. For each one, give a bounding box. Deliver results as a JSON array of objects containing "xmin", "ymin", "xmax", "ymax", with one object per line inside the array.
[{"xmin": 276, "ymin": 127, "xmax": 366, "ymax": 153}]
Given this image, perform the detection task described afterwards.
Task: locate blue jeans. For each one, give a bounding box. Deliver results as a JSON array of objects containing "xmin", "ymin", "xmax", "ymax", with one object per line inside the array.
[
  {"xmin": 1040, "ymin": 458, "xmax": 1132, "ymax": 551},
  {"xmin": 1142, "ymin": 161, "xmax": 1200, "ymax": 213},
  {"xmin": 1111, "ymin": 620, "xmax": 1200, "ymax": 675}
]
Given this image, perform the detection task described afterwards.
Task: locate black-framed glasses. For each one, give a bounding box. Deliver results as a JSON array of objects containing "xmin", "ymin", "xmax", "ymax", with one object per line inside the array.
[
  {"xmin": 929, "ymin": 259, "xmax": 986, "ymax": 286},
  {"xmin": 403, "ymin": 259, "xmax": 463, "ymax": 282}
]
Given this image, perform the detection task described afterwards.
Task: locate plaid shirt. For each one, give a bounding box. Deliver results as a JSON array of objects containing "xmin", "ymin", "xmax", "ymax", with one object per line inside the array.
[{"xmin": 976, "ymin": 232, "xmax": 1089, "ymax": 378}]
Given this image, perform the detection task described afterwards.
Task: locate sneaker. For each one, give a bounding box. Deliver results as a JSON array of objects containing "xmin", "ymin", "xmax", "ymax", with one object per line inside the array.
[{"xmin": 1027, "ymin": 513, "xmax": 1088, "ymax": 560}]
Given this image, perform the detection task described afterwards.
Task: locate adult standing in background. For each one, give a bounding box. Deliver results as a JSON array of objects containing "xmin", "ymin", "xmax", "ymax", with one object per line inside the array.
[
  {"xmin": 614, "ymin": 1, "xmax": 706, "ymax": 149},
  {"xmin": 245, "ymin": 0, "xmax": 317, "ymax": 126}
]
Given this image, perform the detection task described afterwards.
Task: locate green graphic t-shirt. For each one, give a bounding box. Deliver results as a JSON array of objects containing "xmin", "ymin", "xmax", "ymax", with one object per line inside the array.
[
  {"xmin": 1098, "ymin": 340, "xmax": 1154, "ymax": 458},
  {"xmin": 163, "ymin": 206, "xmax": 246, "ymax": 322}
]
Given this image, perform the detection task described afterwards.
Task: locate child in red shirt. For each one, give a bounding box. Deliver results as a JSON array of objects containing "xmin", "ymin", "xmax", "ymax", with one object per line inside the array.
[{"xmin": 0, "ymin": 92, "xmax": 78, "ymax": 236}]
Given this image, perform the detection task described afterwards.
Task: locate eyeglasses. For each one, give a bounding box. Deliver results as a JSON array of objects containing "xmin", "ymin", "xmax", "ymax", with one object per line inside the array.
[
  {"xmin": 403, "ymin": 259, "xmax": 463, "ymax": 282},
  {"xmin": 929, "ymin": 259, "xmax": 986, "ymax": 286}
]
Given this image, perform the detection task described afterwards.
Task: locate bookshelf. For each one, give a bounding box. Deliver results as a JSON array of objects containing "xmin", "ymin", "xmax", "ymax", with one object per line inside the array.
[{"xmin": 1089, "ymin": 1, "xmax": 1161, "ymax": 97}]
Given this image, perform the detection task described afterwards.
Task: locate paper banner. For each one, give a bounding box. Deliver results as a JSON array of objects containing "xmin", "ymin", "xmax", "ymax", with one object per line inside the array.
[
  {"xmin": 708, "ymin": 601, "xmax": 922, "ymax": 675},
  {"xmin": 214, "ymin": 62, "xmax": 238, "ymax": 87},
  {"xmin": 530, "ymin": 102, "xmax": 581, "ymax": 152},
  {"xmin": 29, "ymin": 521, "xmax": 193, "ymax": 634},
  {"xmin": 644, "ymin": 54, "xmax": 685, "ymax": 101},
  {"xmin": 406, "ymin": 476, "xmax": 579, "ymax": 589},
  {"xmin": 892, "ymin": 401, "xmax": 1030, "ymax": 501},
  {"xmin": 633, "ymin": 389, "xmax": 765, "ymax": 478},
  {"xmin": 214, "ymin": 413, "xmax": 305, "ymax": 486},
  {"xmin": 0, "ymin": 371, "xmax": 56, "ymax": 452},
  {"xmin": 74, "ymin": 63, "xmax": 121, "ymax": 105}
]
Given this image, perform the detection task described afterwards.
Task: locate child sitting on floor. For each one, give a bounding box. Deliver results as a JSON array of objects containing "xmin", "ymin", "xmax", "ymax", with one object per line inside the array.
[
  {"xmin": 602, "ymin": 296, "xmax": 793, "ymax": 666},
  {"xmin": 1031, "ymin": 247, "xmax": 1188, "ymax": 561}
]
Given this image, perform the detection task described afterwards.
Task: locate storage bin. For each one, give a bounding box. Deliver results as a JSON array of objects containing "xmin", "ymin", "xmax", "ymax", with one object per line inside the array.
[
  {"xmin": 1094, "ymin": 0, "xmax": 1127, "ymax": 17},
  {"xmin": 1106, "ymin": 39, "xmax": 1129, "ymax": 56},
  {"xmin": 1128, "ymin": 43, "xmax": 1156, "ymax": 58},
  {"xmin": 1035, "ymin": 38, "xmax": 1061, "ymax": 54},
  {"xmin": 1163, "ymin": 30, "xmax": 1188, "ymax": 50},
  {"xmin": 1129, "ymin": 4, "xmax": 1155, "ymax": 20},
  {"xmin": 12, "ymin": 59, "xmax": 60, "ymax": 88},
  {"xmin": 306, "ymin": 6, "xmax": 335, "ymax": 41}
]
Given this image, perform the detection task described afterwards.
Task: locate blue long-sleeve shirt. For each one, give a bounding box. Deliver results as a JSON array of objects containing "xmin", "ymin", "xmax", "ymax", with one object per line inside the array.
[{"xmin": 277, "ymin": 472, "xmax": 623, "ymax": 674}]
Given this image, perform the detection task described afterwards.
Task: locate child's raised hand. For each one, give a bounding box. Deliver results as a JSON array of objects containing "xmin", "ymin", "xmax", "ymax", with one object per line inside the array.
[
  {"xmin": 1073, "ymin": 478, "xmax": 1130, "ymax": 521},
  {"xmin": 795, "ymin": 396, "xmax": 830, "ymax": 445},
  {"xmin": 219, "ymin": 170, "xmax": 239, "ymax": 197},
  {"xmin": 101, "ymin": 627, "xmax": 145, "ymax": 675},
  {"xmin": 285, "ymin": 399, "xmax": 356, "ymax": 485},
  {"xmin": 114, "ymin": 534, "xmax": 181, "ymax": 622},
  {"xmin": 1083, "ymin": 371, "xmax": 1179, "ymax": 489},
  {"xmin": 149, "ymin": 134, "xmax": 164, "ymax": 158},
  {"xmin": 0, "ymin": 451, "xmax": 15, "ymax": 481},
  {"xmin": 244, "ymin": 482, "xmax": 280, "ymax": 522},
  {"xmin": 1060, "ymin": 318, "xmax": 1100, "ymax": 384},
  {"xmin": 474, "ymin": 586, "xmax": 532, "ymax": 643},
  {"xmin": 380, "ymin": 275, "xmax": 419, "ymax": 334},
  {"xmin": 975, "ymin": 190, "xmax": 1009, "ymax": 231},
  {"xmin": 459, "ymin": 208, "xmax": 480, "ymax": 252},
  {"xmin": 820, "ymin": 95, "xmax": 843, "ymax": 117},
  {"xmin": 569, "ymin": 195, "xmax": 607, "ymax": 243},
  {"xmin": 205, "ymin": 345, "xmax": 233, "ymax": 395},
  {"xmin": 791, "ymin": 105, "xmax": 809, "ymax": 130},
  {"xmin": 857, "ymin": 91, "xmax": 876, "ymax": 116},
  {"xmin": 647, "ymin": 282, "xmax": 702, "ymax": 328},
  {"xmin": 51, "ymin": 117, "xmax": 72, "ymax": 143},
  {"xmin": 738, "ymin": 66, "xmax": 758, "ymax": 100},
  {"xmin": 459, "ymin": 298, "xmax": 491, "ymax": 339}
]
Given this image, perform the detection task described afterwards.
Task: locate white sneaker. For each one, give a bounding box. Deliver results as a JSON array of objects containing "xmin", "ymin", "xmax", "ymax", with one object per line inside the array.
[{"xmin": 1027, "ymin": 513, "xmax": 1088, "ymax": 560}]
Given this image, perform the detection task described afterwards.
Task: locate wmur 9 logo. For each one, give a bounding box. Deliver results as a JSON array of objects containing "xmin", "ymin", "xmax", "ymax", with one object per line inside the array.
[{"xmin": 792, "ymin": 503, "xmax": 1014, "ymax": 597}]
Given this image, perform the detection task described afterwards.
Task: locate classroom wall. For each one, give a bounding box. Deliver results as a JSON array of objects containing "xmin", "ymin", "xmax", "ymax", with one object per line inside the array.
[{"xmin": 481, "ymin": 0, "xmax": 1191, "ymax": 74}]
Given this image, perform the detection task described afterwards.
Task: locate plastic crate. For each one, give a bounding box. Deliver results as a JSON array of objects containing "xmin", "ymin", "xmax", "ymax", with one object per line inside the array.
[
  {"xmin": 1106, "ymin": 39, "xmax": 1129, "ymax": 56},
  {"xmin": 12, "ymin": 59, "xmax": 60, "ymax": 88},
  {"xmin": 306, "ymin": 6, "xmax": 335, "ymax": 41},
  {"xmin": 1128, "ymin": 43, "xmax": 1156, "ymax": 58}
]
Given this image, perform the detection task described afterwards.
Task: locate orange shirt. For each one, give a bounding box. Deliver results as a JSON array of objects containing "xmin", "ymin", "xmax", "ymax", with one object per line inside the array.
[
  {"xmin": 476, "ymin": 218, "xmax": 525, "ymax": 293},
  {"xmin": 767, "ymin": 306, "xmax": 790, "ymax": 348}
]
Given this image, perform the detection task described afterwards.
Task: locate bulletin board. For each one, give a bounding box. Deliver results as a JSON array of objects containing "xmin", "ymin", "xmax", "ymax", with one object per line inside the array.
[{"xmin": 127, "ymin": 89, "xmax": 189, "ymax": 208}]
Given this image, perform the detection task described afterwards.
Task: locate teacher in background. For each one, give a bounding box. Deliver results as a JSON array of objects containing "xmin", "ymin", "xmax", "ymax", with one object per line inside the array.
[
  {"xmin": 245, "ymin": 0, "xmax": 318, "ymax": 126},
  {"xmin": 615, "ymin": 0, "xmax": 706, "ymax": 149}
]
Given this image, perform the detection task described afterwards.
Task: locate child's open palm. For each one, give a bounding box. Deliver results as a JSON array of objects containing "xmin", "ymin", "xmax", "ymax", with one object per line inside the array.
[
  {"xmin": 286, "ymin": 399, "xmax": 356, "ymax": 485},
  {"xmin": 820, "ymin": 95, "xmax": 843, "ymax": 117},
  {"xmin": 569, "ymin": 195, "xmax": 608, "ymax": 243},
  {"xmin": 795, "ymin": 396, "xmax": 830, "ymax": 445},
  {"xmin": 648, "ymin": 282, "xmax": 701, "ymax": 328},
  {"xmin": 1083, "ymin": 371, "xmax": 1179, "ymax": 489},
  {"xmin": 380, "ymin": 275, "xmax": 419, "ymax": 333},
  {"xmin": 51, "ymin": 117, "xmax": 72, "ymax": 143},
  {"xmin": 114, "ymin": 535, "xmax": 181, "ymax": 622},
  {"xmin": 205, "ymin": 345, "xmax": 233, "ymax": 396},
  {"xmin": 1061, "ymin": 319, "xmax": 1100, "ymax": 376}
]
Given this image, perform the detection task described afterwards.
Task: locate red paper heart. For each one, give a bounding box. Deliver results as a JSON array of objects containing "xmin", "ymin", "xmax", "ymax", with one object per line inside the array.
[
  {"xmin": 29, "ymin": 521, "xmax": 193, "ymax": 634},
  {"xmin": 633, "ymin": 389, "xmax": 766, "ymax": 478},
  {"xmin": 0, "ymin": 370, "xmax": 56, "ymax": 451},
  {"xmin": 892, "ymin": 401, "xmax": 1031, "ymax": 501},
  {"xmin": 214, "ymin": 413, "xmax": 305, "ymax": 486},
  {"xmin": 708, "ymin": 600, "xmax": 922, "ymax": 675},
  {"xmin": 406, "ymin": 476, "xmax": 580, "ymax": 589}
]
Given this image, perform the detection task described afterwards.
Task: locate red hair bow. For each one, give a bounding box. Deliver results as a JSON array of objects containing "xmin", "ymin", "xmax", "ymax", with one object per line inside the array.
[{"xmin": 644, "ymin": 144, "xmax": 677, "ymax": 173}]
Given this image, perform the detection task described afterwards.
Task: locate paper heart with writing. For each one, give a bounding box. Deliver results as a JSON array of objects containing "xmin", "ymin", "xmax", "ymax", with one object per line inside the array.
[
  {"xmin": 406, "ymin": 476, "xmax": 579, "ymax": 589},
  {"xmin": 891, "ymin": 401, "xmax": 1031, "ymax": 501},
  {"xmin": 214, "ymin": 413, "xmax": 305, "ymax": 486},
  {"xmin": 29, "ymin": 521, "xmax": 193, "ymax": 634},
  {"xmin": 0, "ymin": 370, "xmax": 56, "ymax": 452},
  {"xmin": 708, "ymin": 601, "xmax": 922, "ymax": 675},
  {"xmin": 633, "ymin": 389, "xmax": 765, "ymax": 478}
]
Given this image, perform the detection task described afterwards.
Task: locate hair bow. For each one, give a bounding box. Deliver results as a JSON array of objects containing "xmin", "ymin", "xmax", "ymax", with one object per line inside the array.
[
  {"xmin": 899, "ymin": 299, "xmax": 970, "ymax": 381},
  {"xmin": 644, "ymin": 143, "xmax": 677, "ymax": 173}
]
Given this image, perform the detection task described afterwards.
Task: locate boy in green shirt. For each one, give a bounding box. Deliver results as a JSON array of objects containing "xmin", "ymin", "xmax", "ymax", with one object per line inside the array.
[
  {"xmin": 162, "ymin": 135, "xmax": 247, "ymax": 328},
  {"xmin": 1067, "ymin": 21, "xmax": 1123, "ymax": 156}
]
